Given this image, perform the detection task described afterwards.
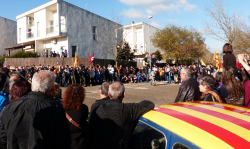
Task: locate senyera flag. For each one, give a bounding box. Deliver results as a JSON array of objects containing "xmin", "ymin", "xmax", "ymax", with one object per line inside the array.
[
  {"xmin": 88, "ymin": 52, "xmax": 94, "ymax": 65},
  {"xmin": 213, "ymin": 49, "xmax": 219, "ymax": 68},
  {"xmin": 74, "ymin": 52, "xmax": 80, "ymax": 67}
]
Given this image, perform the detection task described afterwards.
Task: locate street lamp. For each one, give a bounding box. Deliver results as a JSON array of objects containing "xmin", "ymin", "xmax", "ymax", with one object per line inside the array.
[{"xmin": 148, "ymin": 16, "xmax": 153, "ymax": 67}]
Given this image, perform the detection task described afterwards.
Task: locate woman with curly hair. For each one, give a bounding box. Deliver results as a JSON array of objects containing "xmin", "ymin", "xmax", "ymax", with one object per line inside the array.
[
  {"xmin": 62, "ymin": 84, "xmax": 88, "ymax": 149},
  {"xmin": 220, "ymin": 67, "xmax": 245, "ymax": 106}
]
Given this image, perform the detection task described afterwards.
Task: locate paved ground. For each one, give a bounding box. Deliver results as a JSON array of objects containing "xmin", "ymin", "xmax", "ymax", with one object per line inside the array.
[{"xmin": 61, "ymin": 82, "xmax": 180, "ymax": 109}]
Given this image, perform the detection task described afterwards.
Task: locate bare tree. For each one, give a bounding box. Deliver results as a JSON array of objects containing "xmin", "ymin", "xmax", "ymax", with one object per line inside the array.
[
  {"xmin": 97, "ymin": 13, "xmax": 129, "ymax": 64},
  {"xmin": 204, "ymin": 0, "xmax": 241, "ymax": 44}
]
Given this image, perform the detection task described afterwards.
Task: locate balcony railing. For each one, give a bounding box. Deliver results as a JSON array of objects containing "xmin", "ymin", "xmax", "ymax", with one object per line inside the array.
[
  {"xmin": 27, "ymin": 32, "xmax": 34, "ymax": 39},
  {"xmin": 47, "ymin": 25, "xmax": 58, "ymax": 34}
]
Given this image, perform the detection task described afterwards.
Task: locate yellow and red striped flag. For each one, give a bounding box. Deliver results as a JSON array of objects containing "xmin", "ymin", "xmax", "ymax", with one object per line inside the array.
[
  {"xmin": 213, "ymin": 49, "xmax": 219, "ymax": 68},
  {"xmin": 74, "ymin": 52, "xmax": 79, "ymax": 67},
  {"xmin": 200, "ymin": 59, "xmax": 206, "ymax": 66}
]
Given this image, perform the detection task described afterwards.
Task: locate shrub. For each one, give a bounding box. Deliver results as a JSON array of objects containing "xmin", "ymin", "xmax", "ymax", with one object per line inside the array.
[{"xmin": 0, "ymin": 51, "xmax": 37, "ymax": 64}]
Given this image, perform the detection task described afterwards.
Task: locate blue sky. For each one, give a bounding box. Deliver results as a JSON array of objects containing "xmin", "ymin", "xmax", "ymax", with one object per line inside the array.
[{"xmin": 1, "ymin": 0, "xmax": 250, "ymax": 53}]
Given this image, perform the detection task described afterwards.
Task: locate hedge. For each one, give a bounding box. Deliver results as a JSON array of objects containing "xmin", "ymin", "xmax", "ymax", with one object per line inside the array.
[{"xmin": 0, "ymin": 51, "xmax": 37, "ymax": 64}]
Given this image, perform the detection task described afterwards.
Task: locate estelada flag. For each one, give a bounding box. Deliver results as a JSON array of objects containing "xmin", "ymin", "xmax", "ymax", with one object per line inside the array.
[
  {"xmin": 88, "ymin": 52, "xmax": 94, "ymax": 65},
  {"xmin": 200, "ymin": 59, "xmax": 206, "ymax": 66},
  {"xmin": 213, "ymin": 49, "xmax": 219, "ymax": 68},
  {"xmin": 74, "ymin": 52, "xmax": 79, "ymax": 67}
]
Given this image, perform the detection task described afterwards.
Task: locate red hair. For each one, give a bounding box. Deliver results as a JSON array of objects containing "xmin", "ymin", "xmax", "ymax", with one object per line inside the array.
[
  {"xmin": 9, "ymin": 80, "xmax": 31, "ymax": 104},
  {"xmin": 62, "ymin": 84, "xmax": 85, "ymax": 111}
]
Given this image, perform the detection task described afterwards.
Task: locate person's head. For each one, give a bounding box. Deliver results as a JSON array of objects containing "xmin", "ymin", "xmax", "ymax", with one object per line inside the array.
[
  {"xmin": 215, "ymin": 72, "xmax": 222, "ymax": 83},
  {"xmin": 180, "ymin": 68, "xmax": 192, "ymax": 81},
  {"xmin": 31, "ymin": 70, "xmax": 55, "ymax": 94},
  {"xmin": 100, "ymin": 82, "xmax": 109, "ymax": 99},
  {"xmin": 152, "ymin": 53, "xmax": 155, "ymax": 58},
  {"xmin": 10, "ymin": 80, "xmax": 31, "ymax": 104},
  {"xmin": 62, "ymin": 84, "xmax": 85, "ymax": 111},
  {"xmin": 145, "ymin": 52, "xmax": 149, "ymax": 58},
  {"xmin": 199, "ymin": 76, "xmax": 215, "ymax": 93},
  {"xmin": 50, "ymin": 83, "xmax": 61, "ymax": 99},
  {"xmin": 223, "ymin": 43, "xmax": 233, "ymax": 53},
  {"xmin": 108, "ymin": 81, "xmax": 125, "ymax": 100}
]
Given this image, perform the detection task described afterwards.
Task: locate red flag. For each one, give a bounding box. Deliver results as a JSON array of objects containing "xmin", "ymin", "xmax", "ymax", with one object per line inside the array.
[{"xmin": 88, "ymin": 52, "xmax": 94, "ymax": 65}]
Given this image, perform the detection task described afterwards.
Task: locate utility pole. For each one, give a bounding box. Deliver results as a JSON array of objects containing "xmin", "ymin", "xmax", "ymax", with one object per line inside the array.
[{"xmin": 148, "ymin": 16, "xmax": 153, "ymax": 67}]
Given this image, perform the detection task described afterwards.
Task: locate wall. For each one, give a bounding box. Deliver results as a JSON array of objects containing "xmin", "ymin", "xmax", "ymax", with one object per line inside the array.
[
  {"xmin": 34, "ymin": 9, "xmax": 46, "ymax": 40},
  {"xmin": 43, "ymin": 36, "xmax": 68, "ymax": 54},
  {"xmin": 4, "ymin": 57, "xmax": 138, "ymax": 68},
  {"xmin": 17, "ymin": 17, "xmax": 27, "ymax": 44},
  {"xmin": 59, "ymin": 1, "xmax": 121, "ymax": 59},
  {"xmin": 0, "ymin": 17, "xmax": 19, "ymax": 55},
  {"xmin": 143, "ymin": 22, "xmax": 160, "ymax": 54}
]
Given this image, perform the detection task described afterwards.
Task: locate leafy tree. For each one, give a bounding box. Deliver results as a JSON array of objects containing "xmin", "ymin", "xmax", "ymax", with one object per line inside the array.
[
  {"xmin": 155, "ymin": 50, "xmax": 163, "ymax": 60},
  {"xmin": 151, "ymin": 25, "xmax": 204, "ymax": 64},
  {"xmin": 117, "ymin": 41, "xmax": 135, "ymax": 62}
]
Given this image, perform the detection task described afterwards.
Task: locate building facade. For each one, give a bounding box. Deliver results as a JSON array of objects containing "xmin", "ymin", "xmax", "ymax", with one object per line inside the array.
[
  {"xmin": 0, "ymin": 17, "xmax": 19, "ymax": 55},
  {"xmin": 16, "ymin": 0, "xmax": 120, "ymax": 59},
  {"xmin": 123, "ymin": 22, "xmax": 160, "ymax": 61}
]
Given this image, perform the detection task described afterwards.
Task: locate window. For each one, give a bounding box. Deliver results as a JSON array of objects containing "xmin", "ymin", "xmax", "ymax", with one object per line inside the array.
[
  {"xmin": 172, "ymin": 143, "xmax": 191, "ymax": 149},
  {"xmin": 37, "ymin": 22, "xmax": 40, "ymax": 37},
  {"xmin": 92, "ymin": 26, "xmax": 96, "ymax": 40},
  {"xmin": 19, "ymin": 28, "xmax": 21, "ymax": 41},
  {"xmin": 72, "ymin": 46, "xmax": 77, "ymax": 57},
  {"xmin": 129, "ymin": 121, "xmax": 166, "ymax": 149},
  {"xmin": 61, "ymin": 16, "xmax": 67, "ymax": 32}
]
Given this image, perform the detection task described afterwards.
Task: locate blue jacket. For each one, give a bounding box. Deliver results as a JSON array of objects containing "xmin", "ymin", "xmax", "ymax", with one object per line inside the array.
[{"xmin": 0, "ymin": 92, "xmax": 9, "ymax": 113}]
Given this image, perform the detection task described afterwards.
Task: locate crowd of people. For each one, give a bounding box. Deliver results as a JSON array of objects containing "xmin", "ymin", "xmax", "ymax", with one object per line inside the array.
[
  {"xmin": 174, "ymin": 43, "xmax": 249, "ymax": 107},
  {"xmin": 0, "ymin": 43, "xmax": 249, "ymax": 148}
]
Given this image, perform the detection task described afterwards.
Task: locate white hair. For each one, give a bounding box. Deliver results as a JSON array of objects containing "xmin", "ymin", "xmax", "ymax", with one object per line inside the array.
[
  {"xmin": 32, "ymin": 70, "xmax": 55, "ymax": 93},
  {"xmin": 109, "ymin": 81, "xmax": 125, "ymax": 99}
]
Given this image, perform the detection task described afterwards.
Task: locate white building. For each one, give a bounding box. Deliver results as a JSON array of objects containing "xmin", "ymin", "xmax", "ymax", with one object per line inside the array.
[
  {"xmin": 123, "ymin": 22, "xmax": 160, "ymax": 61},
  {"xmin": 16, "ymin": 0, "xmax": 120, "ymax": 58}
]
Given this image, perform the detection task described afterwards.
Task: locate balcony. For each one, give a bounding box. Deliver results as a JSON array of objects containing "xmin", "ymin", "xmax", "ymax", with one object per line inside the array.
[
  {"xmin": 47, "ymin": 25, "xmax": 58, "ymax": 34},
  {"xmin": 27, "ymin": 32, "xmax": 34, "ymax": 39}
]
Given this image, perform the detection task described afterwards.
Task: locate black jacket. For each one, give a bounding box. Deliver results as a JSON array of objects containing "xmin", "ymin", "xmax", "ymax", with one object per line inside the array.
[
  {"xmin": 84, "ymin": 99, "xmax": 154, "ymax": 149},
  {"xmin": 175, "ymin": 77, "xmax": 200, "ymax": 102},
  {"xmin": 65, "ymin": 104, "xmax": 89, "ymax": 149},
  {"xmin": 0, "ymin": 92, "xmax": 71, "ymax": 149},
  {"xmin": 89, "ymin": 97, "xmax": 109, "ymax": 118},
  {"xmin": 201, "ymin": 89, "xmax": 225, "ymax": 103}
]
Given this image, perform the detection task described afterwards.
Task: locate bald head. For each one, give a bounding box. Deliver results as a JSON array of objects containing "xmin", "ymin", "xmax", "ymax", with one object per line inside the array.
[{"xmin": 108, "ymin": 81, "xmax": 125, "ymax": 100}]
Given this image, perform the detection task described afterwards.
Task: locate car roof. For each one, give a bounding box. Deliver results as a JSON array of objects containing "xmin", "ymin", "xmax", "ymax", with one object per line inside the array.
[{"xmin": 142, "ymin": 101, "xmax": 250, "ymax": 149}]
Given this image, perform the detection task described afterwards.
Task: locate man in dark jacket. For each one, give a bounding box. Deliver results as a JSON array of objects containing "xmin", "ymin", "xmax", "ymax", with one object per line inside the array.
[
  {"xmin": 0, "ymin": 70, "xmax": 71, "ymax": 149},
  {"xmin": 89, "ymin": 82, "xmax": 110, "ymax": 118},
  {"xmin": 84, "ymin": 81, "xmax": 154, "ymax": 149},
  {"xmin": 175, "ymin": 67, "xmax": 200, "ymax": 102}
]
